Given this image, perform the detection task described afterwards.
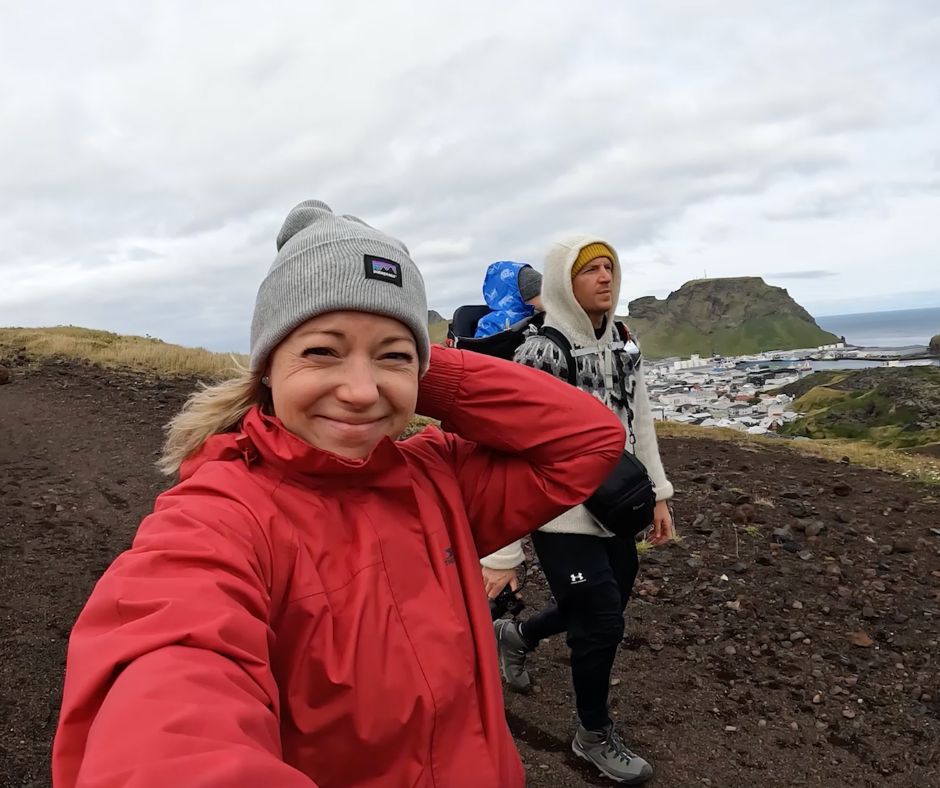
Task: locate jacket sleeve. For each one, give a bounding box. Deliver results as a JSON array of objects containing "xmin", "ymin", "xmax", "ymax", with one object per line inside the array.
[
  {"xmin": 479, "ymin": 335, "xmax": 577, "ymax": 569},
  {"xmin": 416, "ymin": 345, "xmax": 625, "ymax": 558},
  {"xmin": 479, "ymin": 540, "xmax": 525, "ymax": 570},
  {"xmin": 52, "ymin": 482, "xmax": 316, "ymax": 788},
  {"xmin": 627, "ymin": 363, "xmax": 674, "ymax": 501}
]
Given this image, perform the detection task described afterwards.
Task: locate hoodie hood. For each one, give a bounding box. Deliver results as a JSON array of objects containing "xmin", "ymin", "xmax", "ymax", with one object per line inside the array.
[
  {"xmin": 474, "ymin": 261, "xmax": 535, "ymax": 337},
  {"xmin": 541, "ymin": 235, "xmax": 621, "ymax": 346}
]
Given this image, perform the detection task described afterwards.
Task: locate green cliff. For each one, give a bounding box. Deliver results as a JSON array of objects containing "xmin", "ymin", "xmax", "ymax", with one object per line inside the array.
[
  {"xmin": 624, "ymin": 277, "xmax": 839, "ymax": 359},
  {"xmin": 778, "ymin": 366, "xmax": 940, "ymax": 451}
]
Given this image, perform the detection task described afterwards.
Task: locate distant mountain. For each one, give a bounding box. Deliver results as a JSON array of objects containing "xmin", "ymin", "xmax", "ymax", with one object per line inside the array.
[
  {"xmin": 623, "ymin": 277, "xmax": 839, "ymax": 359},
  {"xmin": 428, "ymin": 310, "xmax": 446, "ymax": 325}
]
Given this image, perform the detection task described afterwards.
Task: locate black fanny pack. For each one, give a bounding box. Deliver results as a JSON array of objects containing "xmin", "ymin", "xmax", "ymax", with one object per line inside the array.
[{"xmin": 583, "ymin": 450, "xmax": 656, "ymax": 538}]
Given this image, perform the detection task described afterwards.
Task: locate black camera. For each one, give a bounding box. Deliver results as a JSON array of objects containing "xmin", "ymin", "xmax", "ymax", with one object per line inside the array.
[{"xmin": 489, "ymin": 585, "xmax": 525, "ymax": 621}]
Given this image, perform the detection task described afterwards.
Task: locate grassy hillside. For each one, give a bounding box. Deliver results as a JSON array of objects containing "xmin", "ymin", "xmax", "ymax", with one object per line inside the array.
[
  {"xmin": 0, "ymin": 327, "xmax": 245, "ymax": 377},
  {"xmin": 779, "ymin": 367, "xmax": 940, "ymax": 450},
  {"xmin": 656, "ymin": 421, "xmax": 939, "ymax": 484},
  {"xmin": 625, "ymin": 277, "xmax": 838, "ymax": 359},
  {"xmin": 626, "ymin": 314, "xmax": 839, "ymax": 359},
  {"xmin": 1, "ymin": 324, "xmax": 454, "ymax": 374},
  {"xmin": 775, "ymin": 371, "xmax": 846, "ymax": 399},
  {"xmin": 429, "ymin": 321, "xmax": 448, "ymax": 344}
]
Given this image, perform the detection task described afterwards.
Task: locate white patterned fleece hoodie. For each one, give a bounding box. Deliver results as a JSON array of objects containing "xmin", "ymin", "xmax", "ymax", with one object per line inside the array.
[{"xmin": 480, "ymin": 235, "xmax": 674, "ymax": 570}]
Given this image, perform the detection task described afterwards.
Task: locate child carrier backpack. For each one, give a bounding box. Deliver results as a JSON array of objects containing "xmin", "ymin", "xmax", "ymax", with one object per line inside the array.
[
  {"xmin": 446, "ymin": 308, "xmax": 577, "ymax": 385},
  {"xmin": 447, "ymin": 307, "xmax": 641, "ymax": 389}
]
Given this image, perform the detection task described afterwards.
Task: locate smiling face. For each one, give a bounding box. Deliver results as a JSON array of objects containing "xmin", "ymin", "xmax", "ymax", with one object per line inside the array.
[
  {"xmin": 572, "ymin": 255, "xmax": 614, "ymax": 327},
  {"xmin": 266, "ymin": 311, "xmax": 419, "ymax": 460}
]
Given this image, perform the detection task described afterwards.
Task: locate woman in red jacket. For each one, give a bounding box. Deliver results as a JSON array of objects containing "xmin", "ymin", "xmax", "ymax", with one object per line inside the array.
[{"xmin": 52, "ymin": 200, "xmax": 626, "ymax": 788}]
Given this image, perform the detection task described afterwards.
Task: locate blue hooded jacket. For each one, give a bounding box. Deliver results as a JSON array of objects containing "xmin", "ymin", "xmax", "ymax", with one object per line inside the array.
[{"xmin": 474, "ymin": 261, "xmax": 535, "ymax": 338}]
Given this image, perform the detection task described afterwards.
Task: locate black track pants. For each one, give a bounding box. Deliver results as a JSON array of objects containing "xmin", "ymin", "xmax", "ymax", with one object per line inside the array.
[{"xmin": 522, "ymin": 531, "xmax": 639, "ymax": 731}]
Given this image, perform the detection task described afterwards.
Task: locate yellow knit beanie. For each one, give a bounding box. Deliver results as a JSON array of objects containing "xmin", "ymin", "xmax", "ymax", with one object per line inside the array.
[{"xmin": 571, "ymin": 242, "xmax": 614, "ymax": 278}]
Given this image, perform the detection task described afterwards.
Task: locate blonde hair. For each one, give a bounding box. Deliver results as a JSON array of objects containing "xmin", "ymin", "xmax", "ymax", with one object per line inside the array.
[{"xmin": 158, "ymin": 362, "xmax": 269, "ymax": 476}]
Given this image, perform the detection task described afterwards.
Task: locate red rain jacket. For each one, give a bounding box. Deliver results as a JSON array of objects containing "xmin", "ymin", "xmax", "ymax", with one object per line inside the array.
[{"xmin": 53, "ymin": 346, "xmax": 625, "ymax": 787}]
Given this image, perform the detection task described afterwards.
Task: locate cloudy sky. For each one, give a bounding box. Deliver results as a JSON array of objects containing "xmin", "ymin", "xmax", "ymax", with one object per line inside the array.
[{"xmin": 2, "ymin": 0, "xmax": 939, "ymax": 352}]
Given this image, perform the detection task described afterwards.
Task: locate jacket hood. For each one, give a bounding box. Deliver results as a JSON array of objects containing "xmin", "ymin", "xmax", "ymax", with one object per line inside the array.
[
  {"xmin": 541, "ymin": 235, "xmax": 622, "ymax": 345},
  {"xmin": 482, "ymin": 261, "xmax": 531, "ymax": 312},
  {"xmin": 474, "ymin": 261, "xmax": 535, "ymax": 337}
]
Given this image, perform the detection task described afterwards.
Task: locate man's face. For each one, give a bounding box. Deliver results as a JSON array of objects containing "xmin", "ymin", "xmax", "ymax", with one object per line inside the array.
[{"xmin": 572, "ymin": 256, "xmax": 614, "ymax": 318}]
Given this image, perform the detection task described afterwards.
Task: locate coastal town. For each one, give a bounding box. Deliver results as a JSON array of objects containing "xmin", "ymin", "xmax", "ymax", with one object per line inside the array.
[
  {"xmin": 645, "ymin": 340, "xmax": 937, "ymax": 435},
  {"xmin": 645, "ymin": 352, "xmax": 808, "ymax": 435}
]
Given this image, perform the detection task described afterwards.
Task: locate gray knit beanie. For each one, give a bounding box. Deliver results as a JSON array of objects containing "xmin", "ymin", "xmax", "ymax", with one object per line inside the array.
[
  {"xmin": 250, "ymin": 200, "xmax": 430, "ymax": 373},
  {"xmin": 517, "ymin": 266, "xmax": 542, "ymax": 302}
]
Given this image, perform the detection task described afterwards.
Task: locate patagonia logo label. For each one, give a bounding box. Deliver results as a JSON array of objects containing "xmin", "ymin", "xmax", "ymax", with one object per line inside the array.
[{"xmin": 364, "ymin": 255, "xmax": 403, "ymax": 287}]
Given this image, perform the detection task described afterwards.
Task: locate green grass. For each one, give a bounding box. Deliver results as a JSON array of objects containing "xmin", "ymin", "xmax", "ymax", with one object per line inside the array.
[
  {"xmin": 780, "ymin": 368, "xmax": 940, "ymax": 450},
  {"xmin": 775, "ymin": 371, "xmax": 847, "ymax": 399},
  {"xmin": 626, "ymin": 314, "xmax": 839, "ymax": 359},
  {"xmin": 790, "ymin": 386, "xmax": 851, "ymax": 411}
]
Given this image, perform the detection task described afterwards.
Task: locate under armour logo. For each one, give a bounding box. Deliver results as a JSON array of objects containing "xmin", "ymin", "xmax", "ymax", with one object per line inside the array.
[{"xmin": 570, "ymin": 572, "xmax": 586, "ymax": 584}]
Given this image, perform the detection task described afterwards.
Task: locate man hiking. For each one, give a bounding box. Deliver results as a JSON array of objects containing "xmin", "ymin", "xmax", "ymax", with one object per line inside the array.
[{"xmin": 482, "ymin": 237, "xmax": 674, "ymax": 785}]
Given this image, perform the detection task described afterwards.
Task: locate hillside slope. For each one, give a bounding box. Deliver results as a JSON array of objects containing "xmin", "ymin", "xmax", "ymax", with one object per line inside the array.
[
  {"xmin": 625, "ymin": 277, "xmax": 839, "ymax": 358},
  {"xmin": 780, "ymin": 367, "xmax": 940, "ymax": 450}
]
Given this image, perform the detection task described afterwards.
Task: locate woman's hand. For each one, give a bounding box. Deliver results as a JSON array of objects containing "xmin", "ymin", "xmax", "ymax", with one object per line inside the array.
[
  {"xmin": 481, "ymin": 566, "xmax": 519, "ymax": 599},
  {"xmin": 648, "ymin": 500, "xmax": 674, "ymax": 545}
]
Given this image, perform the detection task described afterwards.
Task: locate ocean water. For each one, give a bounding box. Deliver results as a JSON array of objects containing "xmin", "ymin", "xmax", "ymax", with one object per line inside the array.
[
  {"xmin": 816, "ymin": 306, "xmax": 940, "ymax": 348},
  {"xmin": 756, "ymin": 358, "xmax": 940, "ymax": 371}
]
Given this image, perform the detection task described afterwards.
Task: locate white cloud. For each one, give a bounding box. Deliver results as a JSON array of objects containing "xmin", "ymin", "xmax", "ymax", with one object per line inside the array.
[{"xmin": 2, "ymin": 0, "xmax": 939, "ymax": 351}]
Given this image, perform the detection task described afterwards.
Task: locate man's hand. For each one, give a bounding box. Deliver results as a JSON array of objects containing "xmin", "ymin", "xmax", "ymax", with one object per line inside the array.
[
  {"xmin": 482, "ymin": 566, "xmax": 520, "ymax": 599},
  {"xmin": 648, "ymin": 500, "xmax": 674, "ymax": 545}
]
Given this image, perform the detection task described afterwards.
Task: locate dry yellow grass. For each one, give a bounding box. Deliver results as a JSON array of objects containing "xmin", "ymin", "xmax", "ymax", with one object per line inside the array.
[
  {"xmin": 429, "ymin": 321, "xmax": 448, "ymax": 345},
  {"xmin": 0, "ymin": 326, "xmax": 246, "ymax": 378},
  {"xmin": 656, "ymin": 420, "xmax": 940, "ymax": 485},
  {"xmin": 0, "ymin": 323, "xmax": 451, "ymax": 378}
]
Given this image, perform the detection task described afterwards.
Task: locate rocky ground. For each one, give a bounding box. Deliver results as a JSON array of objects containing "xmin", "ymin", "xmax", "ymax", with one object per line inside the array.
[{"xmin": 1, "ymin": 354, "xmax": 938, "ymax": 787}]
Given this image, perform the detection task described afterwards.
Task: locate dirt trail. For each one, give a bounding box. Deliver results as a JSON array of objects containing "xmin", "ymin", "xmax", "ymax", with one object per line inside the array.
[{"xmin": 1, "ymin": 357, "xmax": 938, "ymax": 787}]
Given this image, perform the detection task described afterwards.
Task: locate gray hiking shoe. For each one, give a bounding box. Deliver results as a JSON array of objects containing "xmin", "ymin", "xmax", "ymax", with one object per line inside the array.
[
  {"xmin": 493, "ymin": 618, "xmax": 531, "ymax": 693},
  {"xmin": 572, "ymin": 723, "xmax": 653, "ymax": 784}
]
